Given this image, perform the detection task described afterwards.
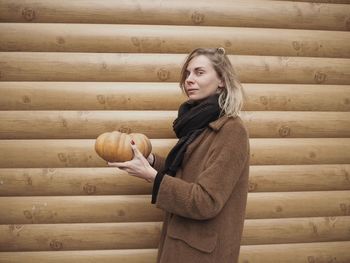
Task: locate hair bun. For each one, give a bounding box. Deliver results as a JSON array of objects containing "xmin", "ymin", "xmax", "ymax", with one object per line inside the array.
[{"xmin": 217, "ymin": 47, "xmax": 226, "ymax": 55}]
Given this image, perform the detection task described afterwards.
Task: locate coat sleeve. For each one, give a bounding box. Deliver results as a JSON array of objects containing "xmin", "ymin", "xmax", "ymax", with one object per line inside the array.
[
  {"xmin": 152, "ymin": 153, "xmax": 166, "ymax": 172},
  {"xmin": 153, "ymin": 121, "xmax": 249, "ymax": 220}
]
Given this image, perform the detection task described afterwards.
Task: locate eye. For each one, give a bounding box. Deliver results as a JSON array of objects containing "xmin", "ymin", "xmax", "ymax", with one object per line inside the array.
[{"xmin": 197, "ymin": 71, "xmax": 204, "ymax": 75}]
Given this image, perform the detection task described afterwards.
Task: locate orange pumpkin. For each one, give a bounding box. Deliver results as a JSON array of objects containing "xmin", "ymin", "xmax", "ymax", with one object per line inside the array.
[{"xmin": 95, "ymin": 131, "xmax": 152, "ymax": 162}]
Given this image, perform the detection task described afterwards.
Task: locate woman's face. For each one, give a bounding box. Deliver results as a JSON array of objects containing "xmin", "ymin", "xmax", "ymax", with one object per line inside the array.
[{"xmin": 184, "ymin": 55, "xmax": 223, "ymax": 101}]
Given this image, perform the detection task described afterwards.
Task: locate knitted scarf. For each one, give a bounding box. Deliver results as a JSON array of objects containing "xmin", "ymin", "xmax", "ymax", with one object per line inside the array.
[
  {"xmin": 162, "ymin": 93, "xmax": 222, "ymax": 176},
  {"xmin": 151, "ymin": 93, "xmax": 222, "ymax": 204}
]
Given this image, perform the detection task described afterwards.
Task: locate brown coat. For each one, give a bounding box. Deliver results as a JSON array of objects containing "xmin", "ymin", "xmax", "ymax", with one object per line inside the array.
[{"xmin": 151, "ymin": 115, "xmax": 250, "ymax": 263}]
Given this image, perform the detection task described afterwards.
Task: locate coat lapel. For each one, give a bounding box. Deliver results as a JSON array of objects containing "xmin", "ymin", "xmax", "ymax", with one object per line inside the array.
[{"xmin": 182, "ymin": 116, "xmax": 231, "ymax": 166}]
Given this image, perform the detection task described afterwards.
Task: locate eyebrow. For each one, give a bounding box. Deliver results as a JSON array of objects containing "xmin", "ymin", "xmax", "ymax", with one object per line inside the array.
[{"xmin": 185, "ymin": 67, "xmax": 206, "ymax": 72}]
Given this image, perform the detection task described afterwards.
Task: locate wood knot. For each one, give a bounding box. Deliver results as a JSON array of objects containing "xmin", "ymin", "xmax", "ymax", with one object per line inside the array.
[
  {"xmin": 309, "ymin": 151, "xmax": 316, "ymax": 159},
  {"xmin": 59, "ymin": 116, "xmax": 68, "ymax": 128},
  {"xmin": 56, "ymin": 36, "xmax": 65, "ymax": 45},
  {"xmin": 342, "ymin": 168, "xmax": 350, "ymax": 182},
  {"xmin": 191, "ymin": 11, "xmax": 205, "ymax": 24},
  {"xmin": 22, "ymin": 95, "xmax": 31, "ymax": 104},
  {"xmin": 314, "ymin": 71, "xmax": 327, "ymax": 84},
  {"xmin": 41, "ymin": 168, "xmax": 54, "ymax": 175},
  {"xmin": 23, "ymin": 210, "xmax": 32, "ymax": 219},
  {"xmin": 131, "ymin": 37, "xmax": 140, "ymax": 47},
  {"xmin": 22, "ymin": 8, "xmax": 36, "ymax": 21},
  {"xmin": 325, "ymin": 216, "xmax": 337, "ymax": 228},
  {"xmin": 275, "ymin": 206, "xmax": 283, "ymax": 212},
  {"xmin": 259, "ymin": 96, "xmax": 268, "ymax": 106},
  {"xmin": 340, "ymin": 203, "xmax": 350, "ymax": 215},
  {"xmin": 118, "ymin": 126, "xmax": 132, "ymax": 134},
  {"xmin": 345, "ymin": 17, "xmax": 350, "ymax": 31},
  {"xmin": 292, "ymin": 41, "xmax": 301, "ymax": 51},
  {"xmin": 83, "ymin": 183, "xmax": 96, "ymax": 195},
  {"xmin": 9, "ymin": 225, "xmax": 24, "ymax": 236},
  {"xmin": 280, "ymin": 56, "xmax": 290, "ymax": 62},
  {"xmin": 96, "ymin": 95, "xmax": 106, "ymax": 104},
  {"xmin": 26, "ymin": 176, "xmax": 32, "ymax": 185},
  {"xmin": 50, "ymin": 239, "xmax": 63, "ymax": 250},
  {"xmin": 278, "ymin": 125, "xmax": 291, "ymax": 137},
  {"xmin": 118, "ymin": 210, "xmax": 126, "ymax": 216},
  {"xmin": 224, "ymin": 40, "xmax": 232, "ymax": 47},
  {"xmin": 309, "ymin": 221, "xmax": 318, "ymax": 235},
  {"xmin": 57, "ymin": 153, "xmax": 67, "ymax": 162},
  {"xmin": 248, "ymin": 182, "xmax": 257, "ymax": 192},
  {"xmin": 157, "ymin": 68, "xmax": 170, "ymax": 81}
]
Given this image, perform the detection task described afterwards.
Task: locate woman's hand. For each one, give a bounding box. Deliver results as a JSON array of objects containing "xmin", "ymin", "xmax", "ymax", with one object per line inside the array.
[{"xmin": 107, "ymin": 140, "xmax": 157, "ymax": 183}]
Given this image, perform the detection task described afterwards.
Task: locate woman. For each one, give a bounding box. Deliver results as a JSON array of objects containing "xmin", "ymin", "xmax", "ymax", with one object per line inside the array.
[{"xmin": 108, "ymin": 47, "xmax": 250, "ymax": 263}]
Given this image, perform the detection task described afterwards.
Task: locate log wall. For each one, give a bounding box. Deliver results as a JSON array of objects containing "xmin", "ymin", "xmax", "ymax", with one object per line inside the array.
[{"xmin": 0, "ymin": 0, "xmax": 349, "ymax": 262}]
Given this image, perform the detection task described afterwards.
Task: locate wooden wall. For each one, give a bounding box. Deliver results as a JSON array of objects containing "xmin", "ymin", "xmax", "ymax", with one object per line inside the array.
[{"xmin": 0, "ymin": 0, "xmax": 350, "ymax": 262}]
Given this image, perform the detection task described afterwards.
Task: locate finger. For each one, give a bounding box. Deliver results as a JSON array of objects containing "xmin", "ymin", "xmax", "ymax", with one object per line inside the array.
[
  {"xmin": 130, "ymin": 141, "xmax": 143, "ymax": 157},
  {"xmin": 107, "ymin": 161, "xmax": 129, "ymax": 168}
]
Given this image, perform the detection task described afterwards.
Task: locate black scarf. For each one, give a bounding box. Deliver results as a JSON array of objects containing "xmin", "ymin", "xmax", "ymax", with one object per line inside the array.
[
  {"xmin": 163, "ymin": 93, "xmax": 222, "ymax": 176},
  {"xmin": 151, "ymin": 93, "xmax": 222, "ymax": 204}
]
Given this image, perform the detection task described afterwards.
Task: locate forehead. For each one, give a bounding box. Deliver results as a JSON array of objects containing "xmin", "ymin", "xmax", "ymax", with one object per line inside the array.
[{"xmin": 186, "ymin": 55, "xmax": 213, "ymax": 70}]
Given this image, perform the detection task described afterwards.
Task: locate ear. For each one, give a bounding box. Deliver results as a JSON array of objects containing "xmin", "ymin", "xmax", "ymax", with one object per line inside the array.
[{"xmin": 218, "ymin": 78, "xmax": 224, "ymax": 88}]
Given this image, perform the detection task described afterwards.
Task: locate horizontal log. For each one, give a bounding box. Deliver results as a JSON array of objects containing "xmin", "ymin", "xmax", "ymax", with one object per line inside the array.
[
  {"xmin": 0, "ymin": 217, "xmax": 349, "ymax": 251},
  {"xmin": 0, "ymin": 82, "xmax": 186, "ymax": 111},
  {"xmin": 248, "ymin": 164, "xmax": 350, "ymax": 192},
  {"xmin": 1, "ymin": 165, "xmax": 349, "ymax": 196},
  {"xmin": 0, "ymin": 249, "xmax": 157, "ymax": 263},
  {"xmin": 243, "ymin": 111, "xmax": 350, "ymax": 138},
  {"xmin": 0, "ymin": 53, "xmax": 349, "ymax": 84},
  {"xmin": 0, "ymin": 111, "xmax": 349, "ymax": 139},
  {"xmin": 0, "ymin": 241, "xmax": 350, "ymax": 263},
  {"xmin": 239, "ymin": 241, "xmax": 350, "ymax": 263},
  {"xmin": 271, "ymin": 0, "xmax": 350, "ymax": 4},
  {"xmin": 0, "ymin": 0, "xmax": 348, "ymax": 31},
  {"xmin": 0, "ymin": 167, "xmax": 154, "ymax": 196},
  {"xmin": 0, "ymin": 222, "xmax": 162, "ymax": 251},
  {"xmin": 1, "ymin": 23, "xmax": 350, "ymax": 58},
  {"xmin": 243, "ymin": 216, "xmax": 350, "ymax": 245},
  {"xmin": 251, "ymin": 138, "xmax": 350, "ymax": 165},
  {"xmin": 0, "ymin": 111, "xmax": 176, "ymax": 139},
  {"xmin": 0, "ymin": 191, "xmax": 349, "ymax": 224},
  {"xmin": 0, "ymin": 138, "xmax": 349, "ymax": 168},
  {"xmin": 246, "ymin": 190, "xmax": 350, "ymax": 219},
  {"xmin": 244, "ymin": 84, "xmax": 350, "ymax": 112},
  {"xmin": 0, "ymin": 195, "xmax": 165, "ymax": 224},
  {"xmin": 0, "ymin": 82, "xmax": 349, "ymax": 112}
]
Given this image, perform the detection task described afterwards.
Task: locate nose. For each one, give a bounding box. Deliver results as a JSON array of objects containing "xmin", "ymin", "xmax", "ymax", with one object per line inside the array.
[{"xmin": 185, "ymin": 72, "xmax": 195, "ymax": 84}]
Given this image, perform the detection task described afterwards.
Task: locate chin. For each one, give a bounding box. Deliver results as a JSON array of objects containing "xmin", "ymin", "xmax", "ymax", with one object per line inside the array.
[
  {"xmin": 188, "ymin": 96, "xmax": 200, "ymax": 102},
  {"xmin": 188, "ymin": 95, "xmax": 208, "ymax": 102}
]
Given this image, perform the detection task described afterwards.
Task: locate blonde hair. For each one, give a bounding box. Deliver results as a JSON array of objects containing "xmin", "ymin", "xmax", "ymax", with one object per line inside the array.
[{"xmin": 179, "ymin": 47, "xmax": 246, "ymax": 118}]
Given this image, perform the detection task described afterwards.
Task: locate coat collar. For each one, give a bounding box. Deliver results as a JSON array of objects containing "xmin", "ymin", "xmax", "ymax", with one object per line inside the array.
[
  {"xmin": 208, "ymin": 115, "xmax": 231, "ymax": 132},
  {"xmin": 182, "ymin": 115, "xmax": 231, "ymax": 167}
]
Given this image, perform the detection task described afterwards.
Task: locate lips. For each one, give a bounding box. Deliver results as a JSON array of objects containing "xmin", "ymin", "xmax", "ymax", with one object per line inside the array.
[{"xmin": 187, "ymin": 89, "xmax": 198, "ymax": 92}]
